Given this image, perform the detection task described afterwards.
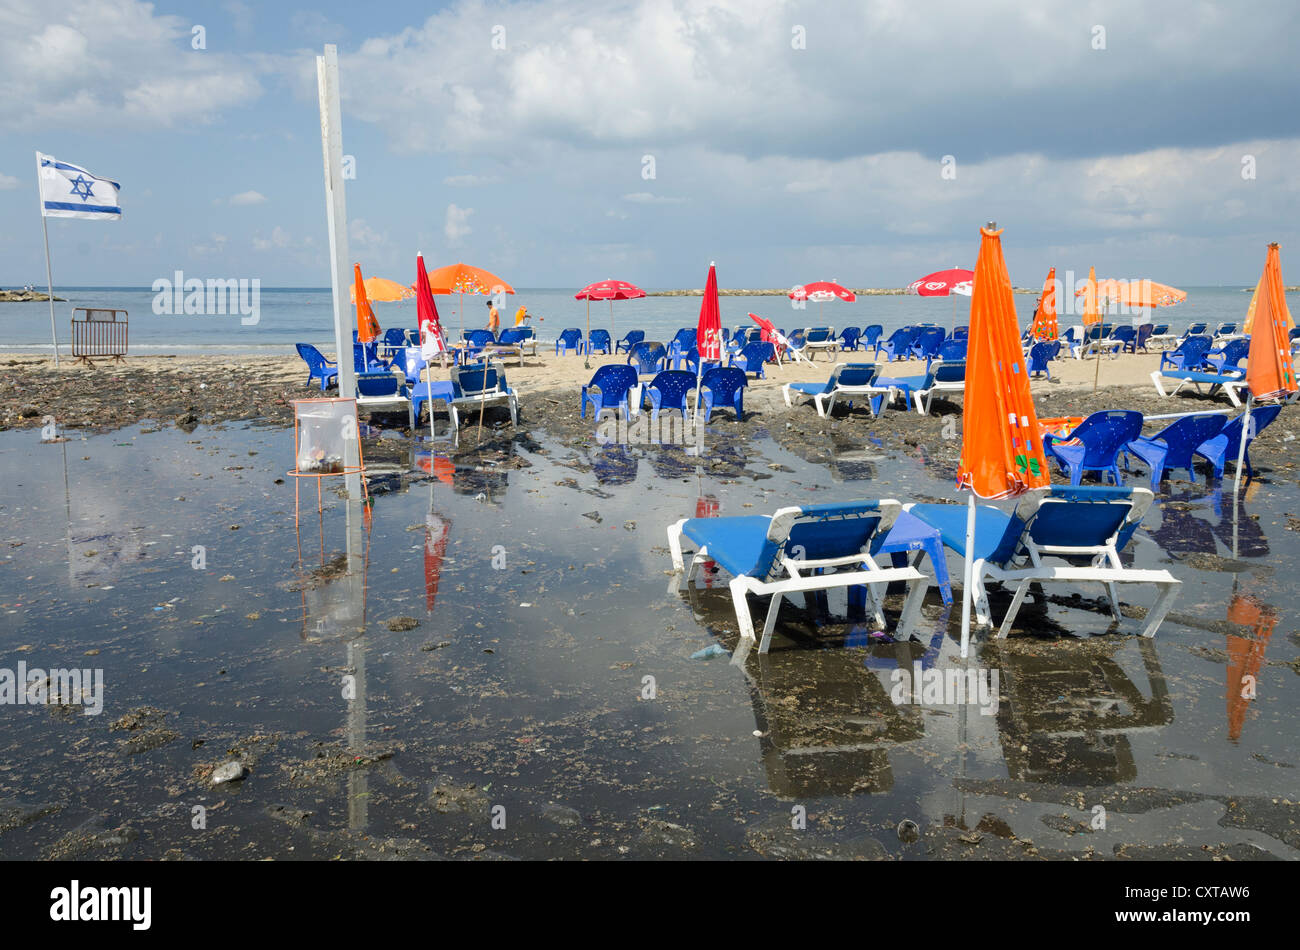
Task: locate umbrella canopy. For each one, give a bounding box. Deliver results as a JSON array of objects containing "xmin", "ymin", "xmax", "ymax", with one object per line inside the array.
[
  {"xmin": 1244, "ymin": 252, "xmax": 1296, "ymax": 335},
  {"xmin": 697, "ymin": 263, "xmax": 723, "ymax": 361},
  {"xmin": 353, "ymin": 263, "xmax": 381, "ymax": 344},
  {"xmin": 1081, "ymin": 266, "xmax": 1101, "ymax": 325},
  {"xmin": 575, "ymin": 279, "xmax": 646, "ymax": 302},
  {"xmin": 958, "ymin": 226, "xmax": 1050, "ymax": 500},
  {"xmin": 349, "ymin": 276, "xmax": 414, "ymax": 303},
  {"xmin": 1080, "ymin": 279, "xmax": 1186, "ymax": 309},
  {"xmin": 1244, "ymin": 243, "xmax": 1297, "ymax": 402},
  {"xmin": 414, "ymin": 253, "xmax": 447, "ymax": 360},
  {"xmin": 788, "ymin": 280, "xmax": 857, "ymax": 303},
  {"xmin": 1031, "ymin": 267, "xmax": 1059, "ymax": 341},
  {"xmin": 421, "ymin": 262, "xmax": 515, "ymax": 296},
  {"xmin": 907, "ymin": 268, "xmax": 974, "ymax": 297}
]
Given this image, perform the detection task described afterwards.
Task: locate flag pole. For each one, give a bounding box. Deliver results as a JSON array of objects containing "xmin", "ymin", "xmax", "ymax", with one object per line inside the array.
[{"xmin": 35, "ymin": 153, "xmax": 60, "ymax": 367}]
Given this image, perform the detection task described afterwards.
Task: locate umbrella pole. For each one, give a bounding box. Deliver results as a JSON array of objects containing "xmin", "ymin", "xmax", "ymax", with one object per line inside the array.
[
  {"xmin": 1091, "ymin": 301, "xmax": 1106, "ymax": 392},
  {"xmin": 609, "ymin": 298, "xmax": 615, "ymax": 348},
  {"xmin": 584, "ymin": 298, "xmax": 591, "ymax": 370},
  {"xmin": 960, "ymin": 492, "xmax": 976, "ymax": 659},
  {"xmin": 1233, "ymin": 395, "xmax": 1253, "ymax": 498},
  {"xmin": 951, "ymin": 293, "xmax": 957, "ymax": 334}
]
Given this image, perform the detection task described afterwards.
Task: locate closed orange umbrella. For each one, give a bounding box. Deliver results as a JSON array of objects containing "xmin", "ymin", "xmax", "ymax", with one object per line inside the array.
[
  {"xmin": 956, "ymin": 224, "xmax": 1051, "ymax": 656},
  {"xmin": 1031, "ymin": 267, "xmax": 1058, "ymax": 341},
  {"xmin": 418, "ymin": 262, "xmax": 514, "ymax": 337},
  {"xmin": 1081, "ymin": 266, "xmax": 1101, "ymax": 325},
  {"xmin": 1243, "ymin": 270, "xmax": 1294, "ymax": 335},
  {"xmin": 353, "ymin": 263, "xmax": 381, "ymax": 344},
  {"xmin": 349, "ymin": 277, "xmax": 414, "ymax": 303}
]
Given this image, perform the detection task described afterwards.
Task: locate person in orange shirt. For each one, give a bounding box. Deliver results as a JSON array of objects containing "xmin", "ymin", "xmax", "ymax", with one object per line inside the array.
[
  {"xmin": 486, "ymin": 299, "xmax": 500, "ymax": 334},
  {"xmin": 514, "ymin": 305, "xmax": 531, "ymax": 326}
]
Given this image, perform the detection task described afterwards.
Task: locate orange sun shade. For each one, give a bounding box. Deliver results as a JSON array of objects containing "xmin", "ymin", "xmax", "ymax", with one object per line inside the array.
[
  {"xmin": 1244, "ymin": 243, "xmax": 1298, "ymax": 402},
  {"xmin": 349, "ymin": 277, "xmax": 414, "ymax": 303},
  {"xmin": 420, "ymin": 262, "xmax": 514, "ymax": 296},
  {"xmin": 957, "ymin": 226, "xmax": 1050, "ymax": 499},
  {"xmin": 353, "ymin": 263, "xmax": 381, "ymax": 344},
  {"xmin": 1076, "ymin": 279, "xmax": 1186, "ymax": 309},
  {"xmin": 1081, "ymin": 266, "xmax": 1101, "ymax": 326},
  {"xmin": 1031, "ymin": 267, "xmax": 1058, "ymax": 341}
]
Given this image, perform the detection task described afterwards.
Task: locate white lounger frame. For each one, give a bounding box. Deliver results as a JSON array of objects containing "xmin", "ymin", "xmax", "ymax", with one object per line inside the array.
[
  {"xmin": 667, "ymin": 500, "xmax": 928, "ymax": 653},
  {"xmin": 1150, "ymin": 370, "xmax": 1246, "ymax": 407}
]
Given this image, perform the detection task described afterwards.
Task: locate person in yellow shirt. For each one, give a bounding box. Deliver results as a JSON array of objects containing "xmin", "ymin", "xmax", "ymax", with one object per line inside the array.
[
  {"xmin": 486, "ymin": 299, "xmax": 500, "ymax": 334},
  {"xmin": 514, "ymin": 305, "xmax": 531, "ymax": 326}
]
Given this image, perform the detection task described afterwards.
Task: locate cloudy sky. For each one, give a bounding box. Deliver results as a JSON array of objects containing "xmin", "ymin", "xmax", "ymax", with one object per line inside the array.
[{"xmin": 1, "ymin": 0, "xmax": 1298, "ymax": 288}]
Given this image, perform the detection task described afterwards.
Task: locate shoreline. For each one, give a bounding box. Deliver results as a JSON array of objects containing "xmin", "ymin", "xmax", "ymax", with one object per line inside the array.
[{"xmin": 647, "ymin": 287, "xmax": 1041, "ymax": 296}]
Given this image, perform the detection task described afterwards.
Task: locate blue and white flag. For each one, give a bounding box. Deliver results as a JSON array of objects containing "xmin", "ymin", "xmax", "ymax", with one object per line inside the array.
[{"xmin": 36, "ymin": 152, "xmax": 122, "ymax": 220}]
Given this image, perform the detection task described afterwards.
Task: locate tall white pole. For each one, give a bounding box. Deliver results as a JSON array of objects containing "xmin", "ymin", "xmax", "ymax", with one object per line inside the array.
[
  {"xmin": 960, "ymin": 492, "xmax": 975, "ymax": 658},
  {"xmin": 1233, "ymin": 395, "xmax": 1253, "ymax": 498},
  {"xmin": 316, "ymin": 45, "xmax": 354, "ymax": 402},
  {"xmin": 36, "ymin": 154, "xmax": 60, "ymax": 366}
]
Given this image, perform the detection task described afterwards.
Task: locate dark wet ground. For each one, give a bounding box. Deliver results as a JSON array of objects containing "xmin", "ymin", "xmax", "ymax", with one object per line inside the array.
[{"xmin": 1, "ymin": 386, "xmax": 1298, "ymax": 860}]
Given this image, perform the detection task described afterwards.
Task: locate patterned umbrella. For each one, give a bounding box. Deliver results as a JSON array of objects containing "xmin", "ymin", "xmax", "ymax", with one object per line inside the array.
[
  {"xmin": 1030, "ymin": 267, "xmax": 1058, "ymax": 342},
  {"xmin": 575, "ymin": 279, "xmax": 646, "ymax": 367}
]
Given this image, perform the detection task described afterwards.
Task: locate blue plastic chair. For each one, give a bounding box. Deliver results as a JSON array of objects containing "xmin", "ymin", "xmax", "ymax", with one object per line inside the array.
[
  {"xmin": 837, "ymin": 327, "xmax": 863, "ymax": 351},
  {"xmin": 680, "ymin": 347, "xmax": 723, "ymax": 375},
  {"xmin": 626, "ymin": 341, "xmax": 668, "ymax": 376},
  {"xmin": 666, "ymin": 499, "xmax": 925, "ymax": 653},
  {"xmin": 1180, "ymin": 323, "xmax": 1208, "ymax": 341},
  {"xmin": 784, "ymin": 328, "xmax": 807, "ymax": 355},
  {"xmin": 907, "ymin": 485, "xmax": 1177, "ymax": 646},
  {"xmin": 1132, "ymin": 324, "xmax": 1154, "ymax": 353},
  {"xmin": 1202, "ymin": 338, "xmax": 1250, "ymax": 375},
  {"xmin": 1026, "ymin": 341, "xmax": 1057, "ymax": 380},
  {"xmin": 1123, "ymin": 413, "xmax": 1229, "ymax": 489},
  {"xmin": 952, "ymin": 325, "xmax": 969, "ymax": 340},
  {"xmin": 353, "ymin": 341, "xmax": 387, "ymax": 374},
  {"xmin": 1194, "ymin": 404, "xmax": 1282, "ymax": 481},
  {"xmin": 1160, "ymin": 336, "xmax": 1212, "ymax": 372},
  {"xmin": 295, "ymin": 343, "xmax": 338, "ymax": 391},
  {"xmin": 581, "ymin": 364, "xmax": 639, "ymax": 419},
  {"xmin": 498, "ymin": 327, "xmax": 528, "ymax": 348},
  {"xmin": 1109, "ymin": 326, "xmax": 1137, "ymax": 355},
  {"xmin": 1043, "ymin": 410, "xmax": 1144, "ymax": 485},
  {"xmin": 668, "ymin": 328, "xmax": 697, "ymax": 358},
  {"xmin": 698, "ymin": 366, "xmax": 747, "ymax": 422},
  {"xmin": 556, "ymin": 328, "xmax": 582, "ymax": 355},
  {"xmin": 615, "ymin": 330, "xmax": 645, "ymax": 354},
  {"xmin": 862, "ymin": 325, "xmax": 884, "ymax": 347},
  {"xmin": 910, "ymin": 326, "xmax": 946, "ymax": 365},
  {"xmin": 642, "ymin": 370, "xmax": 696, "ymax": 423},
  {"xmin": 937, "ymin": 338, "xmax": 968, "ymax": 362},
  {"xmin": 729, "ymin": 341, "xmax": 775, "ymax": 378},
  {"xmin": 395, "ymin": 346, "xmax": 429, "ymax": 384},
  {"xmin": 875, "ymin": 327, "xmax": 920, "ymax": 361},
  {"xmin": 466, "ymin": 329, "xmax": 497, "ymax": 347},
  {"xmin": 379, "ymin": 327, "xmax": 411, "ymax": 358},
  {"xmin": 584, "ymin": 328, "xmax": 613, "ymax": 355}
]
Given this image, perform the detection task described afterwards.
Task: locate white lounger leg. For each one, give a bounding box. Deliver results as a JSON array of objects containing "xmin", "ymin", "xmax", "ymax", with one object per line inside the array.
[
  {"xmin": 997, "ymin": 578, "xmax": 1035, "ymax": 639},
  {"xmin": 666, "ymin": 519, "xmax": 687, "ymax": 572},
  {"xmin": 896, "ymin": 576, "xmax": 930, "ymax": 640},
  {"xmin": 1150, "ymin": 370, "xmax": 1170, "ymax": 398},
  {"xmin": 1142, "ymin": 579, "xmax": 1181, "ymax": 638},
  {"xmin": 730, "ymin": 576, "xmax": 758, "ymax": 643}
]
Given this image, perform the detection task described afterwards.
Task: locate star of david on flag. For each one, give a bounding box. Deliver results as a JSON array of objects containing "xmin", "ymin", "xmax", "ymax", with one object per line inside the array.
[{"xmin": 36, "ymin": 152, "xmax": 122, "ymax": 220}]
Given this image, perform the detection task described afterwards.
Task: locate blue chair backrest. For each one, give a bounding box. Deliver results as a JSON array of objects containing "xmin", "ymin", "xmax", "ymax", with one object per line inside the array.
[
  {"xmin": 1024, "ymin": 486, "xmax": 1138, "ymax": 553},
  {"xmin": 1151, "ymin": 324, "xmax": 1169, "ymax": 336},
  {"xmin": 1218, "ymin": 403, "xmax": 1282, "ymax": 449},
  {"xmin": 1214, "ymin": 338, "xmax": 1250, "ymax": 370},
  {"xmin": 839, "ymin": 327, "xmax": 861, "ymax": 346},
  {"xmin": 646, "ymin": 370, "xmax": 696, "ymax": 408},
  {"xmin": 1135, "ymin": 324, "xmax": 1154, "ymax": 347},
  {"xmin": 786, "ymin": 329, "xmax": 807, "ymax": 348},
  {"xmin": 1112, "ymin": 326, "xmax": 1137, "ymax": 343},
  {"xmin": 356, "ymin": 372, "xmax": 401, "ymax": 397},
  {"xmin": 586, "ymin": 364, "xmax": 638, "ymax": 404},
  {"xmin": 383, "ymin": 328, "xmax": 409, "ymax": 350},
  {"xmin": 467, "ymin": 329, "xmax": 496, "ymax": 346},
  {"xmin": 885, "ymin": 327, "xmax": 919, "ymax": 349},
  {"xmin": 516, "ymin": 326, "xmax": 536, "ymax": 341},
  {"xmin": 670, "ymin": 328, "xmax": 696, "ymax": 351},
  {"xmin": 627, "ymin": 341, "xmax": 667, "ymax": 374},
  {"xmin": 558, "ymin": 328, "xmax": 582, "ymax": 347},
  {"xmin": 1184, "ymin": 323, "xmax": 1207, "ymax": 337},
  {"xmin": 1152, "ymin": 414, "xmax": 1235, "ymax": 467},
  {"xmin": 1217, "ymin": 323, "xmax": 1237, "ymax": 335},
  {"xmin": 398, "ymin": 346, "xmax": 427, "ymax": 383},
  {"xmin": 700, "ymin": 366, "xmax": 746, "ymax": 398},
  {"xmin": 914, "ymin": 326, "xmax": 945, "ymax": 355},
  {"xmin": 353, "ymin": 341, "xmax": 380, "ymax": 374},
  {"xmin": 932, "ymin": 360, "xmax": 966, "ymax": 383},
  {"xmin": 296, "ymin": 343, "xmax": 330, "ymax": 372},
  {"xmin": 806, "ymin": 327, "xmax": 834, "ymax": 343},
  {"xmin": 863, "ymin": 324, "xmax": 884, "ymax": 345},
  {"xmin": 1070, "ymin": 410, "xmax": 1144, "ymax": 465},
  {"xmin": 589, "ymin": 328, "xmax": 612, "ymax": 349},
  {"xmin": 952, "ymin": 326, "xmax": 969, "ymax": 340},
  {"xmin": 736, "ymin": 340, "xmax": 774, "ymax": 366},
  {"xmin": 498, "ymin": 327, "xmax": 525, "ymax": 345},
  {"xmin": 752, "ymin": 501, "xmax": 890, "ymax": 583},
  {"xmin": 1172, "ymin": 335, "xmax": 1213, "ymax": 362},
  {"xmin": 938, "ymin": 338, "xmax": 967, "ymax": 361},
  {"xmin": 835, "ymin": 363, "xmax": 879, "ymax": 387},
  {"xmin": 619, "ymin": 330, "xmax": 646, "ymax": 348},
  {"xmin": 452, "ymin": 364, "xmax": 503, "ymax": 397},
  {"xmin": 1027, "ymin": 342, "xmax": 1052, "ymax": 369}
]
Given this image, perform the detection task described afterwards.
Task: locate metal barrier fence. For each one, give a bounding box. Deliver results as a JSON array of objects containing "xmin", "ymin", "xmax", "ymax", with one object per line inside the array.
[{"xmin": 71, "ymin": 308, "xmax": 128, "ymax": 365}]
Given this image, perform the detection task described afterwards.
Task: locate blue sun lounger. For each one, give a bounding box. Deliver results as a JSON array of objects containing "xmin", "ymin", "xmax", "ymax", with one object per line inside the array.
[
  {"xmin": 667, "ymin": 499, "xmax": 928, "ymax": 653},
  {"xmin": 782, "ymin": 363, "xmax": 893, "ymax": 418},
  {"xmin": 905, "ymin": 486, "xmax": 1180, "ymax": 649},
  {"xmin": 1150, "ymin": 368, "xmax": 1247, "ymax": 407}
]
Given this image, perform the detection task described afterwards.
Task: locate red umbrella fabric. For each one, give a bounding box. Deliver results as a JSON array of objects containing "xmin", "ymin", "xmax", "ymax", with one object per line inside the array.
[
  {"xmin": 788, "ymin": 280, "xmax": 857, "ymax": 303},
  {"xmin": 696, "ymin": 263, "xmax": 723, "ymax": 361},
  {"xmin": 415, "ymin": 253, "xmax": 446, "ymax": 361},
  {"xmin": 574, "ymin": 279, "xmax": 646, "ymax": 301},
  {"xmin": 908, "ymin": 268, "xmax": 974, "ymax": 297}
]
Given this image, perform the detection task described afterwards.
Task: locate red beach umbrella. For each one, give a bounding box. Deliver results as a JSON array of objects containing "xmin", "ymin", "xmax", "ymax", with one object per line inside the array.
[
  {"xmin": 788, "ymin": 279, "xmax": 856, "ymax": 323},
  {"xmin": 693, "ymin": 262, "xmax": 723, "ymax": 417},
  {"xmin": 415, "ymin": 252, "xmax": 447, "ymax": 367},
  {"xmin": 908, "ymin": 267, "xmax": 975, "ymax": 332},
  {"xmin": 575, "ymin": 278, "xmax": 646, "ymax": 368}
]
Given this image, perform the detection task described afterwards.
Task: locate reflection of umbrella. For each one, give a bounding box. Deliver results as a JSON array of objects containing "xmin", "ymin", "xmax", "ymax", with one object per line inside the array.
[
  {"xmin": 907, "ymin": 267, "xmax": 974, "ymax": 332},
  {"xmin": 956, "ymin": 225, "xmax": 1050, "ymax": 656},
  {"xmin": 353, "ymin": 264, "xmax": 381, "ymax": 343},
  {"xmin": 693, "ymin": 262, "xmax": 723, "ymax": 418},
  {"xmin": 788, "ymin": 279, "xmax": 856, "ymax": 323},
  {"xmin": 414, "ymin": 253, "xmax": 447, "ymax": 368},
  {"xmin": 575, "ymin": 279, "xmax": 646, "ymax": 365},
  {"xmin": 1236, "ymin": 244, "xmax": 1298, "ymax": 493},
  {"xmin": 349, "ymin": 276, "xmax": 414, "ymax": 303},
  {"xmin": 1030, "ymin": 267, "xmax": 1059, "ymax": 341},
  {"xmin": 1225, "ymin": 592, "xmax": 1277, "ymax": 741},
  {"xmin": 424, "ymin": 510, "xmax": 451, "ymax": 613},
  {"xmin": 418, "ymin": 262, "xmax": 514, "ymax": 337}
]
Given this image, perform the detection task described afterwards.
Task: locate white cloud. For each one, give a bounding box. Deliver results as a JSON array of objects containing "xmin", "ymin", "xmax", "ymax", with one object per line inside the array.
[
  {"xmin": 444, "ymin": 204, "xmax": 474, "ymax": 244},
  {"xmin": 253, "ymin": 226, "xmax": 292, "ymax": 251},
  {"xmin": 349, "ymin": 218, "xmax": 387, "ymax": 249},
  {"xmin": 229, "ymin": 190, "xmax": 266, "ymax": 206},
  {"xmin": 622, "ymin": 192, "xmax": 685, "ymax": 204},
  {"xmin": 0, "ymin": 172, "xmax": 19, "ymax": 190},
  {"xmin": 443, "ymin": 174, "xmax": 500, "ymax": 186}
]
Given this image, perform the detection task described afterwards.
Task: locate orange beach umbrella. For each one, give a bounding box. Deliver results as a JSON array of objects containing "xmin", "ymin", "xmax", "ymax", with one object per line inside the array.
[
  {"xmin": 1077, "ymin": 279, "xmax": 1186, "ymax": 310},
  {"xmin": 349, "ymin": 276, "xmax": 414, "ymax": 303},
  {"xmin": 956, "ymin": 224, "xmax": 1050, "ymax": 656},
  {"xmin": 1031, "ymin": 267, "xmax": 1058, "ymax": 341},
  {"xmin": 352, "ymin": 264, "xmax": 381, "ymax": 344},
  {"xmin": 418, "ymin": 262, "xmax": 514, "ymax": 337},
  {"xmin": 1244, "ymin": 243, "xmax": 1297, "ymax": 404},
  {"xmin": 1243, "ymin": 272, "xmax": 1294, "ymax": 335}
]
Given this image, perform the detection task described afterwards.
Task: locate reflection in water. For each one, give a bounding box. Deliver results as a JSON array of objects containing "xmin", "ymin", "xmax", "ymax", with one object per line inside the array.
[
  {"xmin": 1225, "ymin": 590, "xmax": 1278, "ymax": 742},
  {"xmin": 60, "ymin": 437, "xmax": 147, "ymax": 588},
  {"xmin": 1213, "ymin": 489, "xmax": 1269, "ymax": 559},
  {"xmin": 1148, "ymin": 491, "xmax": 1217, "ymax": 558},
  {"xmin": 592, "ymin": 444, "xmax": 638, "ymax": 486},
  {"xmin": 992, "ymin": 638, "xmax": 1171, "ymax": 786}
]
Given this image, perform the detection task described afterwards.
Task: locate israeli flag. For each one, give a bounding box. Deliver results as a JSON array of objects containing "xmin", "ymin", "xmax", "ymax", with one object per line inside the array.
[{"xmin": 36, "ymin": 152, "xmax": 121, "ymax": 220}]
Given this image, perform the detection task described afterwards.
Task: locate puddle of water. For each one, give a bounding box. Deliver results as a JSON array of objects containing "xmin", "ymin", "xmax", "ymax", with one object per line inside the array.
[{"xmin": 0, "ymin": 419, "xmax": 1295, "ymax": 860}]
